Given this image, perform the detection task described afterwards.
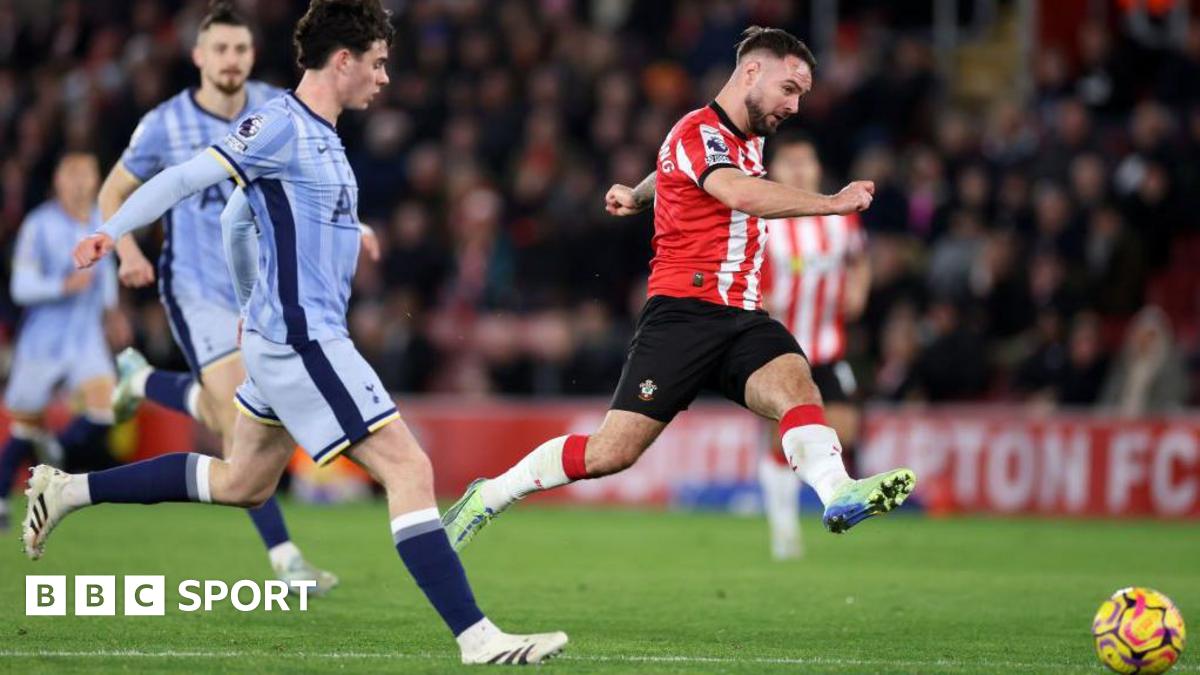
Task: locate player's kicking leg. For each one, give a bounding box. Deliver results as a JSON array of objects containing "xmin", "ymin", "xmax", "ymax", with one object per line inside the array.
[
  {"xmin": 757, "ymin": 365, "xmax": 860, "ymax": 558},
  {"xmin": 111, "ymin": 346, "xmax": 336, "ymax": 594},
  {"xmin": 743, "ymin": 354, "xmax": 914, "ymax": 534},
  {"xmin": 443, "ymin": 409, "xmax": 666, "ymax": 550}
]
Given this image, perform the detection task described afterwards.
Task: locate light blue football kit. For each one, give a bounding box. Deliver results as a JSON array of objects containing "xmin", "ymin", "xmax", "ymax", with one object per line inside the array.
[
  {"xmin": 5, "ymin": 201, "xmax": 116, "ymax": 413},
  {"xmin": 98, "ymin": 91, "xmax": 398, "ymax": 463},
  {"xmin": 119, "ymin": 82, "xmax": 279, "ymax": 374}
]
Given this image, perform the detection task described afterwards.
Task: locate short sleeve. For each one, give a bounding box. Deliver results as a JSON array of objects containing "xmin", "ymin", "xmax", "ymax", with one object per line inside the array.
[
  {"xmin": 674, "ymin": 121, "xmax": 740, "ymax": 188},
  {"xmin": 119, "ymin": 109, "xmax": 170, "ymax": 182},
  {"xmin": 208, "ymin": 107, "xmax": 296, "ymax": 187}
]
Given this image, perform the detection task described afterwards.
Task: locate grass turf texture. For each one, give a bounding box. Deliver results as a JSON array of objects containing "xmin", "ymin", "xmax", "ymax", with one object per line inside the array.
[{"xmin": 0, "ymin": 499, "xmax": 1197, "ymax": 673}]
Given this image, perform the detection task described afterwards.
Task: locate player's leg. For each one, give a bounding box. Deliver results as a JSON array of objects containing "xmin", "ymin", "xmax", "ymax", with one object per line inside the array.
[
  {"xmin": 758, "ymin": 361, "xmax": 853, "ymax": 558},
  {"xmin": 758, "ymin": 427, "xmax": 802, "ymax": 560},
  {"xmin": 1, "ymin": 357, "xmax": 64, "ymax": 530},
  {"xmin": 346, "ymin": 419, "xmax": 568, "ymax": 664},
  {"xmin": 21, "ymin": 410, "xmax": 296, "ymax": 560},
  {"xmin": 0, "ymin": 412, "xmax": 44, "ymax": 531},
  {"xmin": 111, "ymin": 347, "xmax": 203, "ymax": 422},
  {"xmin": 742, "ymin": 350, "xmax": 914, "ymax": 533},
  {"xmin": 58, "ymin": 375, "xmax": 117, "ymax": 472},
  {"xmin": 201, "ymin": 354, "xmax": 337, "ymax": 594},
  {"xmin": 442, "ymin": 297, "xmax": 722, "ymax": 550},
  {"xmin": 113, "ymin": 296, "xmax": 236, "ymax": 424},
  {"xmin": 444, "ymin": 409, "xmax": 667, "ymax": 549}
]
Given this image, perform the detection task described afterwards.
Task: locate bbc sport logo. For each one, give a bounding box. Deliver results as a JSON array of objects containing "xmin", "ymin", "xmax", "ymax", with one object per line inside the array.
[{"xmin": 25, "ymin": 575, "xmax": 315, "ymax": 616}]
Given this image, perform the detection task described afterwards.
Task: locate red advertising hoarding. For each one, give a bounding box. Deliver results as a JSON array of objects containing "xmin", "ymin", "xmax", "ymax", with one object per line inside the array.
[
  {"xmin": 860, "ymin": 407, "xmax": 1200, "ymax": 518},
  {"xmin": 4, "ymin": 400, "xmax": 1197, "ymax": 517}
]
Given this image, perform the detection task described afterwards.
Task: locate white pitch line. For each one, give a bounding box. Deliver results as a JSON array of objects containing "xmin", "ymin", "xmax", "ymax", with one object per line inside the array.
[{"xmin": 1, "ymin": 650, "xmax": 1196, "ymax": 671}]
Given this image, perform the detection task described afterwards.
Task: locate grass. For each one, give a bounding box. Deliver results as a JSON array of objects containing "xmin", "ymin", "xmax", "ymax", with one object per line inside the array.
[{"xmin": 0, "ymin": 498, "xmax": 1197, "ymax": 673}]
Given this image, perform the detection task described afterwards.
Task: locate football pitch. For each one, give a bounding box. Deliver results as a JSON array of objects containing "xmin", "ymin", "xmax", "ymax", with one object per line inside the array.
[{"xmin": 1, "ymin": 499, "xmax": 1197, "ymax": 673}]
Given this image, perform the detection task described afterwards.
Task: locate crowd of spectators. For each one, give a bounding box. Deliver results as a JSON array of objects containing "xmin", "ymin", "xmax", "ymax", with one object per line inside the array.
[{"xmin": 1, "ymin": 0, "xmax": 1198, "ymax": 412}]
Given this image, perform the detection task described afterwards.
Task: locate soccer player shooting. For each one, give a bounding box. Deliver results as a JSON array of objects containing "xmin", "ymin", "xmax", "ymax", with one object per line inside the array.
[{"xmin": 444, "ymin": 27, "xmax": 915, "ymax": 552}]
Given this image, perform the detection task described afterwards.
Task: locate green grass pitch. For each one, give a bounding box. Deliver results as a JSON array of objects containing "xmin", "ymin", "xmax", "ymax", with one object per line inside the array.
[{"xmin": 0, "ymin": 498, "xmax": 1197, "ymax": 673}]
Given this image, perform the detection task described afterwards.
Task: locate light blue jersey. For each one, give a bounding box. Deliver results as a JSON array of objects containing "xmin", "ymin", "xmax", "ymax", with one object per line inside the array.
[
  {"xmin": 94, "ymin": 90, "xmax": 394, "ymax": 459},
  {"xmin": 209, "ymin": 91, "xmax": 362, "ymax": 345},
  {"xmin": 5, "ymin": 201, "xmax": 116, "ymax": 412},
  {"xmin": 120, "ymin": 81, "xmax": 281, "ymax": 310}
]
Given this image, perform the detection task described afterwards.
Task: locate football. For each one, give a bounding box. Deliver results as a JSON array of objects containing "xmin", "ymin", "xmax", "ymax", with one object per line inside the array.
[{"xmin": 1093, "ymin": 587, "xmax": 1187, "ymax": 674}]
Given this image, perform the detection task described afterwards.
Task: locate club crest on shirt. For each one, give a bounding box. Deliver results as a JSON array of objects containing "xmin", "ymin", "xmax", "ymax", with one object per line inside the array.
[
  {"xmin": 237, "ymin": 114, "xmax": 264, "ymax": 139},
  {"xmin": 638, "ymin": 379, "xmax": 658, "ymax": 402},
  {"xmin": 699, "ymin": 124, "xmax": 731, "ymax": 165}
]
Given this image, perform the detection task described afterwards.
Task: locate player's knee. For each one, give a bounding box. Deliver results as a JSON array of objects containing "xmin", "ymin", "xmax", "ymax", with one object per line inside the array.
[
  {"xmin": 226, "ymin": 482, "xmax": 274, "ymax": 509},
  {"xmin": 210, "ymin": 463, "xmax": 274, "ymax": 508},
  {"xmin": 364, "ymin": 433, "xmax": 434, "ymax": 492}
]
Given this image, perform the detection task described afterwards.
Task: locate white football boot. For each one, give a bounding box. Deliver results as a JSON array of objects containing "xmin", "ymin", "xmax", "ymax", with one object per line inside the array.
[
  {"xmin": 22, "ymin": 465, "xmax": 82, "ymax": 560},
  {"xmin": 273, "ymin": 555, "xmax": 340, "ymax": 597},
  {"xmin": 461, "ymin": 629, "xmax": 568, "ymax": 665}
]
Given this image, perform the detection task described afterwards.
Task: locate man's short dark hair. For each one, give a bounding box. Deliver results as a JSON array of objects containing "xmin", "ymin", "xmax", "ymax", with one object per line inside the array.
[
  {"xmin": 294, "ymin": 0, "xmax": 395, "ymax": 70},
  {"xmin": 199, "ymin": 0, "xmax": 249, "ymax": 33},
  {"xmin": 735, "ymin": 26, "xmax": 816, "ymax": 70}
]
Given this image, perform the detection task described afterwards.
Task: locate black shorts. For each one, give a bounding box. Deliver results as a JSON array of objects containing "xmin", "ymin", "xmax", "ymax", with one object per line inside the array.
[
  {"xmin": 610, "ymin": 295, "xmax": 804, "ymax": 422},
  {"xmin": 810, "ymin": 360, "xmax": 858, "ymax": 405}
]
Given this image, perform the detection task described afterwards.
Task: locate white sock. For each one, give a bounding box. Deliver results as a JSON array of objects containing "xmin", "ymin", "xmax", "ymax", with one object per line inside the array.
[
  {"xmin": 185, "ymin": 384, "xmax": 202, "ymax": 420},
  {"xmin": 130, "ymin": 368, "xmax": 151, "ymax": 398},
  {"xmin": 781, "ymin": 424, "xmax": 851, "ymax": 506},
  {"xmin": 268, "ymin": 541, "xmax": 301, "ymax": 570},
  {"xmin": 456, "ymin": 617, "xmax": 501, "ymax": 653},
  {"xmin": 480, "ymin": 436, "xmax": 570, "ymax": 512},
  {"xmin": 759, "ymin": 456, "xmax": 800, "ymax": 531},
  {"xmin": 63, "ymin": 474, "xmax": 92, "ymax": 509}
]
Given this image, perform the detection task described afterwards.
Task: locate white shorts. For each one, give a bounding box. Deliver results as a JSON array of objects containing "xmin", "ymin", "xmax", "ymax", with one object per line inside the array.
[
  {"xmin": 4, "ymin": 335, "xmax": 115, "ymax": 414},
  {"xmin": 234, "ymin": 331, "xmax": 399, "ymax": 465},
  {"xmin": 161, "ymin": 294, "xmax": 240, "ymax": 378}
]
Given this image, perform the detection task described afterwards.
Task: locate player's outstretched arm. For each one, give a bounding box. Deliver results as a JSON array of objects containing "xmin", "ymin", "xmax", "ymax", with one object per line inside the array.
[
  {"xmin": 703, "ymin": 167, "xmax": 874, "ymax": 219},
  {"xmin": 606, "ymin": 171, "xmax": 655, "ymax": 216},
  {"xmin": 220, "ymin": 186, "xmax": 259, "ymax": 311},
  {"xmin": 74, "ymin": 151, "xmax": 232, "ymax": 269},
  {"xmin": 98, "ymin": 164, "xmax": 155, "ymax": 288}
]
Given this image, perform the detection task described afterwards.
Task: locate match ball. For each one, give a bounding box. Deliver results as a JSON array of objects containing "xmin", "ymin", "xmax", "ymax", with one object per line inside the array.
[{"xmin": 1093, "ymin": 587, "xmax": 1186, "ymax": 674}]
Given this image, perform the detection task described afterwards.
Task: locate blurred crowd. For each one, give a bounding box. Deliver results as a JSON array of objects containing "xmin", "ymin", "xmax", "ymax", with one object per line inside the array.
[{"xmin": 1, "ymin": 0, "xmax": 1198, "ymax": 412}]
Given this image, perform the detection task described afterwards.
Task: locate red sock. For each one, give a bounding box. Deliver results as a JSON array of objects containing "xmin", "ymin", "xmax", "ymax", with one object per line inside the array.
[
  {"xmin": 561, "ymin": 434, "xmax": 589, "ymax": 480},
  {"xmin": 780, "ymin": 404, "xmax": 826, "ymax": 437}
]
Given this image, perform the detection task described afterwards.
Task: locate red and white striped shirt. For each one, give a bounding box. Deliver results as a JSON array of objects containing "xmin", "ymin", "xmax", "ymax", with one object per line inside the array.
[
  {"xmin": 647, "ymin": 102, "xmax": 768, "ymax": 310},
  {"xmin": 763, "ymin": 214, "xmax": 866, "ymax": 365}
]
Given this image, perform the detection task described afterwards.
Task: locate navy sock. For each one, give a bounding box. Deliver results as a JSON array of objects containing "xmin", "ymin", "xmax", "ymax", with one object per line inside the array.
[
  {"xmin": 59, "ymin": 416, "xmax": 115, "ymax": 472},
  {"xmin": 392, "ymin": 509, "xmax": 485, "ymax": 636},
  {"xmin": 248, "ymin": 496, "xmax": 291, "ymax": 550},
  {"xmin": 0, "ymin": 436, "xmax": 35, "ymax": 499},
  {"xmin": 145, "ymin": 371, "xmax": 196, "ymax": 416},
  {"xmin": 88, "ymin": 453, "xmax": 211, "ymax": 505},
  {"xmin": 58, "ymin": 417, "xmax": 110, "ymax": 451}
]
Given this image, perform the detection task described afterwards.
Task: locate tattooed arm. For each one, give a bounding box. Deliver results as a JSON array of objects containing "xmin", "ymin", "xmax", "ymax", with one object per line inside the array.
[{"xmin": 604, "ymin": 172, "xmax": 656, "ymax": 216}]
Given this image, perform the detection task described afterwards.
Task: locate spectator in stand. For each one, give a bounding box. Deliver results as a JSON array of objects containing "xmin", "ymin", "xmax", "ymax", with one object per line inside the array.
[
  {"xmin": 0, "ymin": 2, "xmax": 1197, "ymax": 407},
  {"xmin": 1100, "ymin": 306, "xmax": 1190, "ymax": 415}
]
